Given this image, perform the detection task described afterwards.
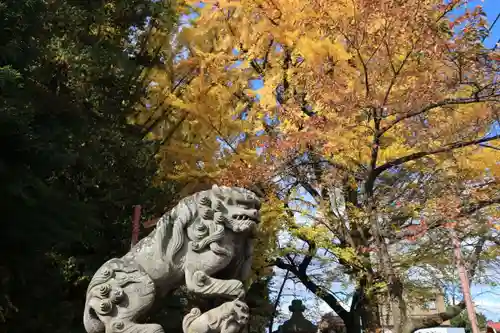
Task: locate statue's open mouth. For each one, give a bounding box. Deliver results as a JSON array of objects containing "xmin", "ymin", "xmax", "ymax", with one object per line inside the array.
[{"xmin": 232, "ymin": 214, "xmax": 259, "ymax": 224}]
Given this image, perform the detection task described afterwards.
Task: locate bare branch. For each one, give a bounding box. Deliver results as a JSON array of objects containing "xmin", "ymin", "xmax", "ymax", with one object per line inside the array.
[
  {"xmin": 274, "ymin": 258, "xmax": 352, "ymax": 322},
  {"xmin": 268, "ymin": 254, "xmax": 298, "ymax": 333},
  {"xmin": 382, "ymin": 48, "xmax": 414, "ymax": 106}
]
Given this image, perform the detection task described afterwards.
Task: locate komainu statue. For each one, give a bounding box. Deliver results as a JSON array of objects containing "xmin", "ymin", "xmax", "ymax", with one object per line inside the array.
[
  {"xmin": 83, "ymin": 185, "xmax": 261, "ymax": 333},
  {"xmin": 182, "ymin": 299, "xmax": 250, "ymax": 333}
]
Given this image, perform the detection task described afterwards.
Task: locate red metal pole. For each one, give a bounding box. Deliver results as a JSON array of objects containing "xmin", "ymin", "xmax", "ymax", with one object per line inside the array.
[
  {"xmin": 131, "ymin": 205, "xmax": 141, "ymax": 248},
  {"xmin": 451, "ymin": 228, "xmax": 479, "ymax": 333}
]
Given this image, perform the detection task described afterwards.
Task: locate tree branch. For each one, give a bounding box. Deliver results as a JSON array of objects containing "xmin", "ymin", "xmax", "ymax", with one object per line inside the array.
[
  {"xmin": 467, "ymin": 238, "xmax": 485, "ymax": 281},
  {"xmin": 268, "ymin": 256, "xmax": 294, "ymax": 333},
  {"xmin": 382, "ymin": 48, "xmax": 414, "ymax": 106},
  {"xmin": 298, "ymin": 241, "xmax": 316, "ymax": 275},
  {"xmin": 386, "ymin": 196, "xmax": 500, "ymax": 241},
  {"xmin": 274, "ymin": 258, "xmax": 352, "ymax": 322},
  {"xmin": 461, "ymin": 197, "xmax": 500, "ymax": 216},
  {"xmin": 380, "ymin": 95, "xmax": 500, "ymax": 135},
  {"xmin": 365, "ymin": 107, "xmax": 382, "ymax": 195},
  {"xmin": 372, "ymin": 134, "xmax": 500, "ymax": 179},
  {"xmin": 405, "ymin": 302, "xmax": 466, "ymax": 333}
]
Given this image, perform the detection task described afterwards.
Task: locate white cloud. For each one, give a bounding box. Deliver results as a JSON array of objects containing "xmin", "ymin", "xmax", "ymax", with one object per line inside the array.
[
  {"xmin": 473, "ymin": 298, "xmax": 500, "ymax": 320},
  {"xmin": 474, "ymin": 298, "xmax": 500, "ymax": 311}
]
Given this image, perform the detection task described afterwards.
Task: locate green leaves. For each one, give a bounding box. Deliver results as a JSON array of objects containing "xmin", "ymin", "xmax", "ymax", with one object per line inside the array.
[
  {"xmin": 450, "ymin": 311, "xmax": 488, "ymax": 333},
  {"xmin": 0, "ymin": 66, "xmax": 21, "ymax": 88},
  {"xmin": 0, "ymin": 1, "xmax": 182, "ymax": 332}
]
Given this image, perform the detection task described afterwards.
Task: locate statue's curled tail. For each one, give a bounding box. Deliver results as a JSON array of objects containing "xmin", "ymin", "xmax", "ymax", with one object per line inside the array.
[
  {"xmin": 83, "ymin": 258, "xmax": 160, "ymax": 333},
  {"xmin": 182, "ymin": 308, "xmax": 202, "ymax": 333}
]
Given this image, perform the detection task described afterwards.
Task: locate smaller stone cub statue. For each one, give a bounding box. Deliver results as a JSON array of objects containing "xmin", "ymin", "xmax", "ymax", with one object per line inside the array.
[{"xmin": 182, "ymin": 300, "xmax": 250, "ymax": 333}]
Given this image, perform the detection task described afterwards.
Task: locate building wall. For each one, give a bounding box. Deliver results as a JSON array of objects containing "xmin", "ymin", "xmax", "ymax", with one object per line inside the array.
[{"xmin": 379, "ymin": 291, "xmax": 450, "ymax": 329}]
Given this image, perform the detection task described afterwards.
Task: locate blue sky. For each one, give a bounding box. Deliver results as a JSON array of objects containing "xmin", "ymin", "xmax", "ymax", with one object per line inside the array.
[{"xmin": 475, "ymin": 0, "xmax": 500, "ymax": 48}]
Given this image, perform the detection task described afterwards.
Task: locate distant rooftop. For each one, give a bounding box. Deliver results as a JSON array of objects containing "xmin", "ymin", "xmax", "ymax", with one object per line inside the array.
[{"xmin": 487, "ymin": 321, "xmax": 500, "ymax": 333}]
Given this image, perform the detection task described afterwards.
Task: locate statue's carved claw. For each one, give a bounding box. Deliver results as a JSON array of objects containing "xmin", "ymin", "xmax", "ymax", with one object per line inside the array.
[{"xmin": 186, "ymin": 270, "xmax": 244, "ymax": 299}]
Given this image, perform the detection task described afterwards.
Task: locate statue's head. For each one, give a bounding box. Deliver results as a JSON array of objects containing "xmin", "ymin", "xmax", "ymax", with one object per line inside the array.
[
  {"xmin": 198, "ymin": 185, "xmax": 261, "ymax": 234},
  {"xmin": 230, "ymin": 299, "xmax": 250, "ymax": 325}
]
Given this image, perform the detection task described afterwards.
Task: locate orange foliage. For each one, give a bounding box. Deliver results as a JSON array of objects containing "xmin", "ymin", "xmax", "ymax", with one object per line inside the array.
[{"xmin": 134, "ymin": 0, "xmax": 499, "ymax": 326}]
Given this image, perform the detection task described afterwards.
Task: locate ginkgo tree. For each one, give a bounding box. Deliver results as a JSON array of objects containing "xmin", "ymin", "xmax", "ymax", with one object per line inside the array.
[{"xmin": 137, "ymin": 0, "xmax": 499, "ymax": 332}]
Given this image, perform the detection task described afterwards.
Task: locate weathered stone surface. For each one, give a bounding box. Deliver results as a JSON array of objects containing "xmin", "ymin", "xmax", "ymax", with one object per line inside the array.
[
  {"xmin": 277, "ymin": 300, "xmax": 317, "ymax": 333},
  {"xmin": 83, "ymin": 185, "xmax": 261, "ymax": 333},
  {"xmin": 182, "ymin": 299, "xmax": 250, "ymax": 333}
]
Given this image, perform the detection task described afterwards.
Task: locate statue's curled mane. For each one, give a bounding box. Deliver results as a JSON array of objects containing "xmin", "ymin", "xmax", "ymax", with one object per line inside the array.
[{"xmin": 150, "ymin": 188, "xmax": 229, "ymax": 268}]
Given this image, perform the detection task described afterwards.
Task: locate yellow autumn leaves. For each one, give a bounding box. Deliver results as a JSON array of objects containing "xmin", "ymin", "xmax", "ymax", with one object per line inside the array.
[
  {"xmin": 134, "ymin": 0, "xmax": 499, "ymax": 257},
  {"xmin": 296, "ymin": 37, "xmax": 351, "ymax": 64}
]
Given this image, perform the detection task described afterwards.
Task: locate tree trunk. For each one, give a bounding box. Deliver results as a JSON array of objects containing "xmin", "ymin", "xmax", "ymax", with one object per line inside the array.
[
  {"xmin": 365, "ymin": 194, "xmax": 407, "ymax": 333},
  {"xmin": 359, "ymin": 298, "xmax": 381, "ymax": 333},
  {"xmin": 344, "ymin": 315, "xmax": 362, "ymax": 333},
  {"xmin": 388, "ymin": 278, "xmax": 408, "ymax": 333},
  {"xmin": 351, "ymin": 284, "xmax": 381, "ymax": 333}
]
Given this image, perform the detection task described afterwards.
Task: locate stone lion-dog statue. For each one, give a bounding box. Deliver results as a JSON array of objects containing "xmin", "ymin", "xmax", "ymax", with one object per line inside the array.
[{"xmin": 83, "ymin": 185, "xmax": 261, "ymax": 333}]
